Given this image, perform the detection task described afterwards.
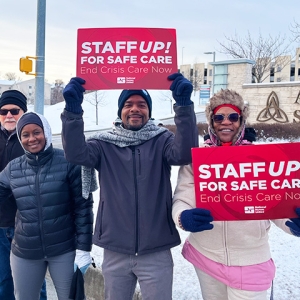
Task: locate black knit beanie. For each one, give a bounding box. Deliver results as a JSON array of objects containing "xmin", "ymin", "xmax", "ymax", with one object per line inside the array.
[
  {"xmin": 0, "ymin": 90, "xmax": 27, "ymax": 112},
  {"xmin": 17, "ymin": 112, "xmax": 44, "ymax": 138},
  {"xmin": 117, "ymin": 89, "xmax": 152, "ymax": 118}
]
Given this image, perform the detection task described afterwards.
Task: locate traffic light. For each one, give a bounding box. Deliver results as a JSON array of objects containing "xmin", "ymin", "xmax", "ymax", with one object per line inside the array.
[{"xmin": 19, "ymin": 56, "xmax": 36, "ymax": 75}]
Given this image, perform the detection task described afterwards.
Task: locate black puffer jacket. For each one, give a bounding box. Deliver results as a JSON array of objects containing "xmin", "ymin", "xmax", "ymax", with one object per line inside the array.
[
  {"xmin": 0, "ymin": 128, "xmax": 24, "ymax": 227},
  {"xmin": 0, "ymin": 143, "xmax": 93, "ymax": 259}
]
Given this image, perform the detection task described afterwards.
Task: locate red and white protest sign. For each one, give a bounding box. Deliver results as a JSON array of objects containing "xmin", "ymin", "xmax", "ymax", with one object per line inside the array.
[
  {"xmin": 76, "ymin": 27, "xmax": 177, "ymax": 90},
  {"xmin": 192, "ymin": 143, "xmax": 300, "ymax": 220}
]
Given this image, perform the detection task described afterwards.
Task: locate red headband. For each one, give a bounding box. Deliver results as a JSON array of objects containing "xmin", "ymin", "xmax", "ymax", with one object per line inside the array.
[{"xmin": 213, "ymin": 104, "xmax": 241, "ymax": 115}]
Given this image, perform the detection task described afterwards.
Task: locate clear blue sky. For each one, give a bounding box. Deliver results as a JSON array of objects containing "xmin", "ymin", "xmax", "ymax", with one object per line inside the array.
[{"xmin": 0, "ymin": 0, "xmax": 299, "ymax": 83}]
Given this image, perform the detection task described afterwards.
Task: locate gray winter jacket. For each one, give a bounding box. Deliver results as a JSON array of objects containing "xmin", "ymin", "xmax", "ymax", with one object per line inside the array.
[{"xmin": 61, "ymin": 104, "xmax": 198, "ymax": 255}]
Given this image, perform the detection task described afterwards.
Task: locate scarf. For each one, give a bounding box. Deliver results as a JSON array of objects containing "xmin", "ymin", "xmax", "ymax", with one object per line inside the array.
[{"xmin": 81, "ymin": 119, "xmax": 168, "ymax": 199}]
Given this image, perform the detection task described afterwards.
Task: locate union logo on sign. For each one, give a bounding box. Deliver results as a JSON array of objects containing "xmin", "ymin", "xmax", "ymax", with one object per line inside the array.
[{"xmin": 244, "ymin": 206, "xmax": 255, "ymax": 214}]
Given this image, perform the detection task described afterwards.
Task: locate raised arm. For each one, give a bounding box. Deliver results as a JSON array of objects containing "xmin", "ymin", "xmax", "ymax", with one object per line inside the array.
[
  {"xmin": 164, "ymin": 73, "xmax": 198, "ymax": 165},
  {"xmin": 61, "ymin": 77, "xmax": 101, "ymax": 168}
]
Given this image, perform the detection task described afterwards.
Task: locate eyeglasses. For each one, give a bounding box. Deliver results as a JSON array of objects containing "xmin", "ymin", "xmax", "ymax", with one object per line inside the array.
[
  {"xmin": 0, "ymin": 109, "xmax": 21, "ymax": 116},
  {"xmin": 212, "ymin": 113, "xmax": 240, "ymax": 123}
]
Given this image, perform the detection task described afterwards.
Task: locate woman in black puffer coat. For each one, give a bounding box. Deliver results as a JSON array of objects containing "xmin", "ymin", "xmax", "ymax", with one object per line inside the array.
[{"xmin": 0, "ymin": 112, "xmax": 93, "ymax": 300}]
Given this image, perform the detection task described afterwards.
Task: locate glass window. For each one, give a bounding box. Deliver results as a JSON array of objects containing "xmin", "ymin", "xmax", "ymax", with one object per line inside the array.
[{"xmin": 214, "ymin": 64, "xmax": 228, "ymax": 93}]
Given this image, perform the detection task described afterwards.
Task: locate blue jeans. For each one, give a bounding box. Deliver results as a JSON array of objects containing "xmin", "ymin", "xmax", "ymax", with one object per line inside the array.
[{"xmin": 0, "ymin": 227, "xmax": 47, "ymax": 300}]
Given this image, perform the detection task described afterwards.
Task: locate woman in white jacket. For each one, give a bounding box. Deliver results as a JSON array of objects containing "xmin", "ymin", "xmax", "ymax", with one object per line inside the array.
[{"xmin": 172, "ymin": 89, "xmax": 300, "ymax": 300}]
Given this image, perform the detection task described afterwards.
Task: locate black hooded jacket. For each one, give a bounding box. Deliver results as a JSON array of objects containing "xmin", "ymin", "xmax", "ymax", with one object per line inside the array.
[{"xmin": 0, "ymin": 128, "xmax": 24, "ymax": 227}]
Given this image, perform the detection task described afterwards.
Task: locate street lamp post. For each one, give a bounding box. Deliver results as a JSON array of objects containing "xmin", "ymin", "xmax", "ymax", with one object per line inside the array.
[
  {"xmin": 204, "ymin": 51, "xmax": 216, "ymax": 96},
  {"xmin": 182, "ymin": 47, "xmax": 185, "ymax": 65},
  {"xmin": 35, "ymin": 0, "xmax": 46, "ymax": 115}
]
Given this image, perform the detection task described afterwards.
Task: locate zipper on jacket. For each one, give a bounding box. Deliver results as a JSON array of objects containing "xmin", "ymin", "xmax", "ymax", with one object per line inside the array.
[
  {"xmin": 132, "ymin": 147, "xmax": 139, "ymax": 255},
  {"xmin": 98, "ymin": 201, "xmax": 104, "ymax": 239},
  {"xmin": 5, "ymin": 131, "xmax": 14, "ymax": 146},
  {"xmin": 137, "ymin": 149, "xmax": 141, "ymax": 175},
  {"xmin": 35, "ymin": 156, "xmax": 47, "ymax": 258}
]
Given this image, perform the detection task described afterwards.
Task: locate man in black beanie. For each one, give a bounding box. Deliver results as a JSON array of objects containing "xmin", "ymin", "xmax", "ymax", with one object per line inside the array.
[
  {"xmin": 0, "ymin": 90, "xmax": 47, "ymax": 300},
  {"xmin": 61, "ymin": 73, "xmax": 198, "ymax": 300}
]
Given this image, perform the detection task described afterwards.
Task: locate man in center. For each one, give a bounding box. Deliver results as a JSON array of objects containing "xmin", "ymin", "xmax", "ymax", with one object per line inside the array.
[{"xmin": 61, "ymin": 73, "xmax": 198, "ymax": 299}]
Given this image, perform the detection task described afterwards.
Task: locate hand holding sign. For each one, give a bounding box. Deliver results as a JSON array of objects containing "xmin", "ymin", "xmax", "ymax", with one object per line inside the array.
[
  {"xmin": 180, "ymin": 208, "xmax": 214, "ymax": 232},
  {"xmin": 63, "ymin": 77, "xmax": 86, "ymax": 114},
  {"xmin": 286, "ymin": 207, "xmax": 300, "ymax": 237},
  {"xmin": 168, "ymin": 73, "xmax": 193, "ymax": 106}
]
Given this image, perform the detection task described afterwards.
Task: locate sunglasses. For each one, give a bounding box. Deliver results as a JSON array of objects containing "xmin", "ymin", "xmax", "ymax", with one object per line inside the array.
[
  {"xmin": 0, "ymin": 109, "xmax": 21, "ymax": 116},
  {"xmin": 212, "ymin": 113, "xmax": 240, "ymax": 123}
]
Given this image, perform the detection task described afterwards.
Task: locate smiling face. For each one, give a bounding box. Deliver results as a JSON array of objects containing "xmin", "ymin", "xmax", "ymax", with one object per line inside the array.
[
  {"xmin": 121, "ymin": 95, "xmax": 150, "ymax": 130},
  {"xmin": 20, "ymin": 124, "xmax": 46, "ymax": 153},
  {"xmin": 0, "ymin": 104, "xmax": 24, "ymax": 133},
  {"xmin": 212, "ymin": 106, "xmax": 241, "ymax": 143}
]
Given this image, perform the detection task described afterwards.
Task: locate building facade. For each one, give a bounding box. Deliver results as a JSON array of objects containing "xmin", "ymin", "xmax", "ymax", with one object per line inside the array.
[
  {"xmin": 0, "ymin": 78, "xmax": 52, "ymax": 105},
  {"xmin": 180, "ymin": 48, "xmax": 300, "ymax": 125}
]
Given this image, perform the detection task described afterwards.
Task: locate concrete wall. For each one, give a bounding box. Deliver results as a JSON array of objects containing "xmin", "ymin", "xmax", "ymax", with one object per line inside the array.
[
  {"xmin": 84, "ymin": 267, "xmax": 143, "ymax": 300},
  {"xmin": 227, "ymin": 63, "xmax": 253, "ymax": 91},
  {"xmin": 179, "ymin": 64, "xmax": 192, "ymax": 80},
  {"xmin": 241, "ymin": 82, "xmax": 300, "ymax": 124}
]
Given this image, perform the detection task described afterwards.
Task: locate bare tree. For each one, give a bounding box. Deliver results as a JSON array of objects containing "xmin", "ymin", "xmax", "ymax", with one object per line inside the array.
[
  {"xmin": 192, "ymin": 63, "xmax": 204, "ymax": 96},
  {"xmin": 218, "ymin": 31, "xmax": 295, "ymax": 83},
  {"xmin": 290, "ymin": 20, "xmax": 300, "ymax": 42},
  {"xmin": 4, "ymin": 72, "xmax": 22, "ymax": 81},
  {"xmin": 84, "ymin": 90, "xmax": 108, "ymax": 125},
  {"xmin": 158, "ymin": 91, "xmax": 174, "ymax": 114},
  {"xmin": 51, "ymin": 79, "xmax": 65, "ymax": 105}
]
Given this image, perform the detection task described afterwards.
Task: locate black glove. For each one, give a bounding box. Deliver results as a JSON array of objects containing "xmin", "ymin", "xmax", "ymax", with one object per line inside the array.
[
  {"xmin": 63, "ymin": 77, "xmax": 86, "ymax": 114},
  {"xmin": 286, "ymin": 207, "xmax": 300, "ymax": 237},
  {"xmin": 168, "ymin": 73, "xmax": 193, "ymax": 106},
  {"xmin": 180, "ymin": 208, "xmax": 214, "ymax": 232}
]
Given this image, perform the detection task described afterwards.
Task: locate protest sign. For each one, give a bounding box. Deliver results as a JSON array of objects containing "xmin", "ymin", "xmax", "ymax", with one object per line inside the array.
[
  {"xmin": 192, "ymin": 143, "xmax": 300, "ymax": 220},
  {"xmin": 76, "ymin": 27, "xmax": 177, "ymax": 90}
]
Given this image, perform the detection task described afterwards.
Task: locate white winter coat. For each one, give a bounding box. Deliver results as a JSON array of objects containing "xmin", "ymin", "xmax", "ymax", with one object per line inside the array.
[{"xmin": 172, "ymin": 164, "xmax": 293, "ymax": 266}]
